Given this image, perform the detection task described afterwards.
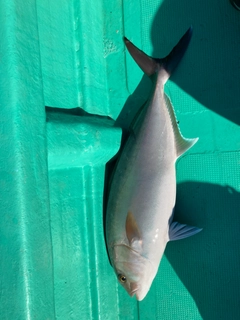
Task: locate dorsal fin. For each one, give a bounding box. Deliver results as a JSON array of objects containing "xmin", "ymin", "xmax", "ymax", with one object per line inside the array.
[{"xmin": 164, "ymin": 94, "xmax": 198, "ymax": 158}]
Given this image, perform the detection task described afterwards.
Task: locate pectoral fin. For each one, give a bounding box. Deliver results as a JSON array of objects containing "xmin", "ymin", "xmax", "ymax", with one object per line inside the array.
[
  {"xmin": 125, "ymin": 212, "xmax": 142, "ymax": 251},
  {"xmin": 169, "ymin": 221, "xmax": 202, "ymax": 241}
]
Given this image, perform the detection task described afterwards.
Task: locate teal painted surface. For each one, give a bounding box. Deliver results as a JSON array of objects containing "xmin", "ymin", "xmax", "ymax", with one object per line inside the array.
[
  {"xmin": 37, "ymin": 0, "xmax": 127, "ymax": 118},
  {"xmin": 47, "ymin": 110, "xmax": 123, "ymax": 319},
  {"xmin": 1, "ymin": 0, "xmax": 240, "ymax": 319},
  {"xmin": 0, "ymin": 1, "xmax": 55, "ymax": 319}
]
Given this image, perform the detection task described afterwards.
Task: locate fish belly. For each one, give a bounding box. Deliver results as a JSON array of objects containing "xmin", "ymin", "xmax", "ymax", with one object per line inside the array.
[{"xmin": 107, "ymin": 98, "xmax": 177, "ymax": 269}]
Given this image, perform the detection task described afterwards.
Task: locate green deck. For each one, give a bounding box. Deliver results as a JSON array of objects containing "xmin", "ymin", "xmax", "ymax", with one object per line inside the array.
[{"xmin": 0, "ymin": 0, "xmax": 240, "ymax": 319}]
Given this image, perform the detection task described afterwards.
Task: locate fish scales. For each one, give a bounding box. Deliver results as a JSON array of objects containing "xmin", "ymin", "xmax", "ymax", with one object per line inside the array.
[{"xmin": 106, "ymin": 27, "xmax": 202, "ymax": 301}]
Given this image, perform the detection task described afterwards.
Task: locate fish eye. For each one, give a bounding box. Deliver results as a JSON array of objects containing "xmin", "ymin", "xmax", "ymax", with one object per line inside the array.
[{"xmin": 118, "ymin": 274, "xmax": 127, "ymax": 283}]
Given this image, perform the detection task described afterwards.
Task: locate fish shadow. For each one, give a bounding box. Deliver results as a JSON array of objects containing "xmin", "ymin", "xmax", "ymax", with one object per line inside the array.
[
  {"xmin": 118, "ymin": 0, "xmax": 240, "ymax": 127},
  {"xmin": 150, "ymin": 0, "xmax": 240, "ymax": 125},
  {"xmin": 113, "ymin": 0, "xmax": 240, "ymax": 176},
  {"xmin": 165, "ymin": 181, "xmax": 240, "ymax": 319},
  {"xmin": 103, "ymin": 0, "xmax": 240, "ymax": 299}
]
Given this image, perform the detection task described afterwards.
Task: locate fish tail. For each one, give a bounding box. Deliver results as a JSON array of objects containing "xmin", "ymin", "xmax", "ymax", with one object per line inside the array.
[{"xmin": 124, "ymin": 26, "xmax": 192, "ymax": 84}]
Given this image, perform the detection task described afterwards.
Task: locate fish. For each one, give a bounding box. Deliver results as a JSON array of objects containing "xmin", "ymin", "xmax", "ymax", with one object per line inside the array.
[{"xmin": 106, "ymin": 27, "xmax": 202, "ymax": 301}]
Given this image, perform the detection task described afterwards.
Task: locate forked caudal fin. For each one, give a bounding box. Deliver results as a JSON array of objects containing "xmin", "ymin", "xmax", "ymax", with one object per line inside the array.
[{"xmin": 124, "ymin": 26, "xmax": 193, "ymax": 84}]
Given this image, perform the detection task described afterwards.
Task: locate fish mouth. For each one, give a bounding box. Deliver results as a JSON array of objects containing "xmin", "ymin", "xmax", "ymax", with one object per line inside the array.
[
  {"xmin": 130, "ymin": 283, "xmax": 139, "ymax": 297},
  {"xmin": 130, "ymin": 288, "xmax": 138, "ymax": 297}
]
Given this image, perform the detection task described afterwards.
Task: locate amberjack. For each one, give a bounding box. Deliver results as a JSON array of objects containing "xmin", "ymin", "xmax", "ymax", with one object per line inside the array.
[{"xmin": 106, "ymin": 27, "xmax": 201, "ymax": 301}]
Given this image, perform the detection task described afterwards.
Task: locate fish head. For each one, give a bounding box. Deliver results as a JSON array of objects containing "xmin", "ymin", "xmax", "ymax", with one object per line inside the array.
[{"xmin": 112, "ymin": 244, "xmax": 156, "ymax": 301}]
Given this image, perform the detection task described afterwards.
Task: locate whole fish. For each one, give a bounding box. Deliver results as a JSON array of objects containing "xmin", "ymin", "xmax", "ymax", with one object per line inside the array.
[{"xmin": 106, "ymin": 27, "xmax": 201, "ymax": 301}]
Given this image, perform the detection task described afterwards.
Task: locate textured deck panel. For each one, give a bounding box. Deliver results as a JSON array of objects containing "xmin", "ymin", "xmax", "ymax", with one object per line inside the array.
[
  {"xmin": 46, "ymin": 111, "xmax": 138, "ymax": 319},
  {"xmin": 0, "ymin": 1, "xmax": 55, "ymax": 319},
  {"xmin": 37, "ymin": 0, "xmax": 127, "ymax": 118},
  {"xmin": 0, "ymin": 0, "xmax": 240, "ymax": 319}
]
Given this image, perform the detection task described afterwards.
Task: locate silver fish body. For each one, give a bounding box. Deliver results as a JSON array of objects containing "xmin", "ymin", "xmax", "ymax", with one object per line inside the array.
[{"xmin": 106, "ymin": 27, "xmax": 201, "ymax": 301}]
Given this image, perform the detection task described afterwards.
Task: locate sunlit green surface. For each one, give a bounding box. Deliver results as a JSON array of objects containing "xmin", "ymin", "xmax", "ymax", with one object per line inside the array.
[{"xmin": 0, "ymin": 0, "xmax": 240, "ymax": 318}]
